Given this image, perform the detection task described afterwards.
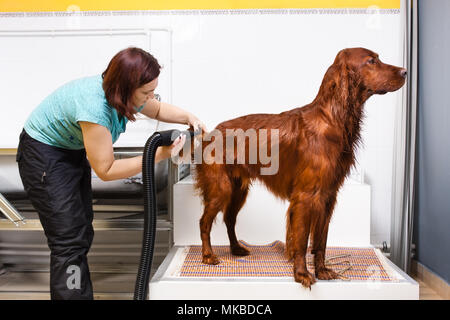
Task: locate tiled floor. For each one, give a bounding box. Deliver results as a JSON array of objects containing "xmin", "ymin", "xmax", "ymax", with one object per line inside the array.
[
  {"xmin": 0, "ymin": 270, "xmax": 135, "ymax": 300},
  {"xmin": 411, "ymin": 260, "xmax": 449, "ymax": 300},
  {"xmin": 413, "ymin": 276, "xmax": 444, "ymax": 300}
]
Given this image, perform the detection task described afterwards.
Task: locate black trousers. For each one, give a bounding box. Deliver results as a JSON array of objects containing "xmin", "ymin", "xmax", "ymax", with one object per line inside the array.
[{"xmin": 16, "ymin": 130, "xmax": 94, "ymax": 300}]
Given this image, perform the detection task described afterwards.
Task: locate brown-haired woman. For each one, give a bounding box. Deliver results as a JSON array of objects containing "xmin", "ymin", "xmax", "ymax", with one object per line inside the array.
[{"xmin": 16, "ymin": 47, "xmax": 206, "ymax": 300}]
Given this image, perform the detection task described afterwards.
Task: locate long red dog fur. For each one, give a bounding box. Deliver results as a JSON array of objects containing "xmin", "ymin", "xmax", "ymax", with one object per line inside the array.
[{"xmin": 192, "ymin": 48, "xmax": 406, "ymax": 288}]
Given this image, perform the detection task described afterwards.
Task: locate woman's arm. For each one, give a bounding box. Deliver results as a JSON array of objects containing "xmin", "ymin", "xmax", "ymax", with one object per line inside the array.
[
  {"xmin": 140, "ymin": 98, "xmax": 207, "ymax": 132},
  {"xmin": 79, "ymin": 121, "xmax": 185, "ymax": 181}
]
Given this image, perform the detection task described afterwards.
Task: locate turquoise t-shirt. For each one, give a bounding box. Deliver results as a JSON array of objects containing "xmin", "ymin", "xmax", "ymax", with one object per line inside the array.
[{"xmin": 24, "ymin": 75, "xmax": 144, "ymax": 150}]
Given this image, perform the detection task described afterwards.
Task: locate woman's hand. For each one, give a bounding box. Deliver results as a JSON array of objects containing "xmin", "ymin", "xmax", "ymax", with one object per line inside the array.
[
  {"xmin": 187, "ymin": 113, "xmax": 208, "ymax": 133},
  {"xmin": 159, "ymin": 134, "xmax": 187, "ymax": 161}
]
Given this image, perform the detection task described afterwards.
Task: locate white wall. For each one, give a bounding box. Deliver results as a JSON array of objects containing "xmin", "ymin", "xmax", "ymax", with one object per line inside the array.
[{"xmin": 0, "ymin": 8, "xmax": 405, "ymax": 245}]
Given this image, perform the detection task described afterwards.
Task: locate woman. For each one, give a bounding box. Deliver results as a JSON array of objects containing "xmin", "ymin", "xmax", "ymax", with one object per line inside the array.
[{"xmin": 16, "ymin": 47, "xmax": 206, "ymax": 300}]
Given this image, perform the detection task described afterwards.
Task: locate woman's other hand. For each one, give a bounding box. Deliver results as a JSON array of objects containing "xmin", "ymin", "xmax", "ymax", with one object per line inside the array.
[{"xmin": 160, "ymin": 133, "xmax": 187, "ymax": 161}]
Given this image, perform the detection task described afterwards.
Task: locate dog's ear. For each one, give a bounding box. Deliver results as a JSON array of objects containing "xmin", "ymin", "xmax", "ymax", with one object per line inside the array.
[
  {"xmin": 322, "ymin": 62, "xmax": 349, "ymax": 103},
  {"xmin": 320, "ymin": 54, "xmax": 361, "ymax": 121},
  {"xmin": 335, "ymin": 62, "xmax": 361, "ymax": 107},
  {"xmin": 320, "ymin": 50, "xmax": 360, "ymax": 110},
  {"xmin": 336, "ymin": 62, "xmax": 351, "ymax": 105}
]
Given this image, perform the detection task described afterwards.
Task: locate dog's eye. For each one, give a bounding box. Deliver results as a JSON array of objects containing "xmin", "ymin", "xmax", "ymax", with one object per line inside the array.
[{"xmin": 367, "ymin": 58, "xmax": 376, "ymax": 65}]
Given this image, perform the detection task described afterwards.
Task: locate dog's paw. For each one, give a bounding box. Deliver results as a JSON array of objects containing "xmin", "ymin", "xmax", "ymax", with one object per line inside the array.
[
  {"xmin": 315, "ymin": 267, "xmax": 340, "ymax": 280},
  {"xmin": 202, "ymin": 254, "xmax": 220, "ymax": 265},
  {"xmin": 231, "ymin": 245, "xmax": 250, "ymax": 256},
  {"xmin": 294, "ymin": 271, "xmax": 316, "ymax": 289}
]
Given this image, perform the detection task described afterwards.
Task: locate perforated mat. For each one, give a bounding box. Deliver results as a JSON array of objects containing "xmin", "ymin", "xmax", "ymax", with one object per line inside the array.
[{"xmin": 178, "ymin": 241, "xmax": 397, "ymax": 282}]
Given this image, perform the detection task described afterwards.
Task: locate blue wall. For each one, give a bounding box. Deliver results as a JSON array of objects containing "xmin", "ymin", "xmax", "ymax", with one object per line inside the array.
[{"xmin": 414, "ymin": 0, "xmax": 450, "ymax": 283}]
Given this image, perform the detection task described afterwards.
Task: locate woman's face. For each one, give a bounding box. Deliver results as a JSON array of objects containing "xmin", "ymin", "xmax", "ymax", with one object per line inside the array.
[{"xmin": 131, "ymin": 77, "xmax": 158, "ymax": 108}]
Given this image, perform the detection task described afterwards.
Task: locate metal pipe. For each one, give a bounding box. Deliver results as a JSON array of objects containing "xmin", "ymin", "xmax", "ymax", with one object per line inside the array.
[
  {"xmin": 390, "ymin": 0, "xmax": 418, "ymax": 274},
  {"xmin": 0, "ymin": 28, "xmax": 172, "ymax": 38},
  {"xmin": 0, "ymin": 193, "xmax": 25, "ymax": 226},
  {"xmin": 373, "ymin": 242, "xmax": 416, "ymax": 253}
]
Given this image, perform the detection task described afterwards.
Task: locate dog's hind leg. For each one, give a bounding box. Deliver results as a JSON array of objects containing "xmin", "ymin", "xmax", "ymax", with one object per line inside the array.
[{"xmin": 224, "ymin": 177, "xmax": 250, "ymax": 256}]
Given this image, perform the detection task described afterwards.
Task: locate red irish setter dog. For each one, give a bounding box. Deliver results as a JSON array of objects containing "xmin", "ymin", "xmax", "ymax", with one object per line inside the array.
[{"xmin": 193, "ymin": 48, "xmax": 406, "ymax": 288}]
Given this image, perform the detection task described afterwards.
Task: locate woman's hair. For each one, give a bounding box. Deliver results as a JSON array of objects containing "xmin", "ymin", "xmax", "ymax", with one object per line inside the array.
[{"xmin": 102, "ymin": 47, "xmax": 161, "ymax": 121}]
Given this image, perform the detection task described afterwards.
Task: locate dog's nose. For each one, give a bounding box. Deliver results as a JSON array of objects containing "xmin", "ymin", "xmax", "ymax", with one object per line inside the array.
[{"xmin": 400, "ymin": 68, "xmax": 407, "ymax": 78}]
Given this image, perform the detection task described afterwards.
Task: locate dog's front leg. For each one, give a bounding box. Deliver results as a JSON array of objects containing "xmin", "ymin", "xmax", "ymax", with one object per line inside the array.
[
  {"xmin": 200, "ymin": 204, "xmax": 221, "ymax": 265},
  {"xmin": 311, "ymin": 194, "xmax": 340, "ymax": 280},
  {"xmin": 286, "ymin": 199, "xmax": 316, "ymax": 289}
]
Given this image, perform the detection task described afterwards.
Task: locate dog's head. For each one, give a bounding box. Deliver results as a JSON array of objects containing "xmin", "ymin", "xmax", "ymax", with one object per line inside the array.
[{"xmin": 332, "ymin": 47, "xmax": 407, "ymax": 98}]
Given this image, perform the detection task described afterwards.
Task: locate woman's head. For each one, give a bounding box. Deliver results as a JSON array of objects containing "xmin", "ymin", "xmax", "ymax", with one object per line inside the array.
[{"xmin": 102, "ymin": 47, "xmax": 161, "ymax": 121}]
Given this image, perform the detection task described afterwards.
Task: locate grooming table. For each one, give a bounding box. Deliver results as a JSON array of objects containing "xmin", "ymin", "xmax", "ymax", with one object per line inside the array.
[{"xmin": 149, "ymin": 176, "xmax": 419, "ymax": 300}]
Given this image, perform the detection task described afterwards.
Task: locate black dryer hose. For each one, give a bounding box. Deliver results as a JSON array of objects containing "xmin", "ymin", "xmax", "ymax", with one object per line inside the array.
[{"xmin": 134, "ymin": 129, "xmax": 195, "ymax": 300}]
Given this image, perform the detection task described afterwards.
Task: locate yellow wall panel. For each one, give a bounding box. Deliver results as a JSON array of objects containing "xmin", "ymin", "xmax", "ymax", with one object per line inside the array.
[{"xmin": 0, "ymin": 0, "xmax": 401, "ymax": 12}]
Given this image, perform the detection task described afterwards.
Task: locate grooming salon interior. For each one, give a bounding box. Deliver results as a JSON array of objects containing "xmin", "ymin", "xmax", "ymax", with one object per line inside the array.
[{"xmin": 0, "ymin": 0, "xmax": 449, "ymax": 302}]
